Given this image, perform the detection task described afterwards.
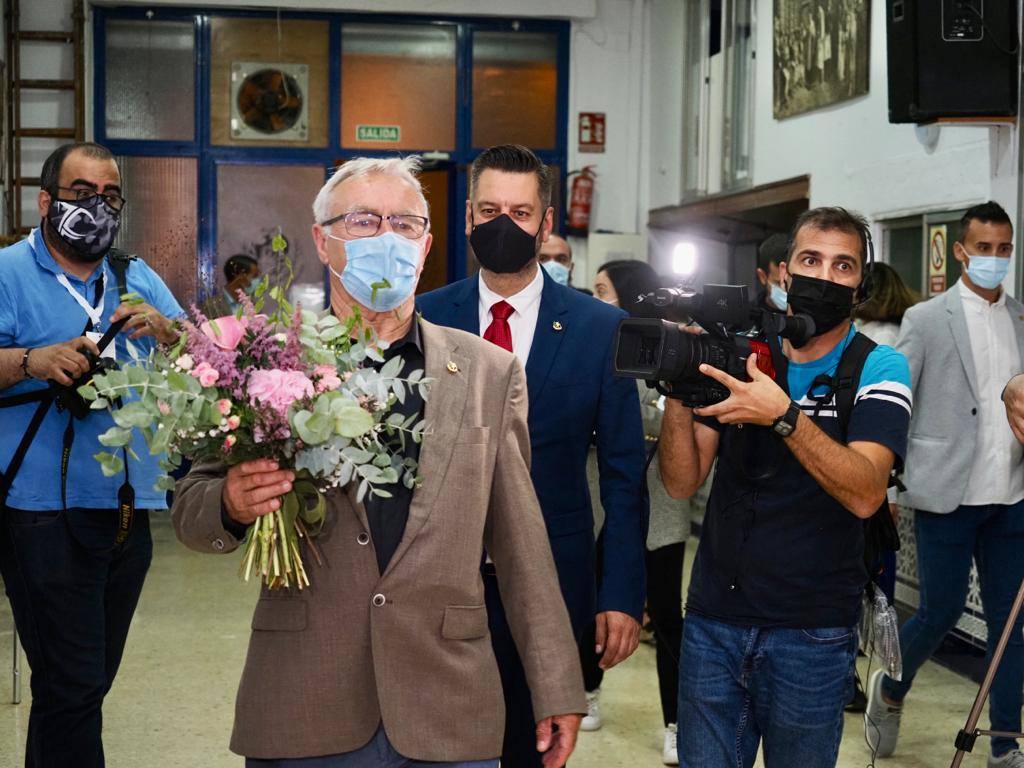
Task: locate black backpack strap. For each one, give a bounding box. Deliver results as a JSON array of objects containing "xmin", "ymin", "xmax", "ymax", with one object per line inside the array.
[
  {"xmin": 0, "ymin": 390, "xmax": 55, "ymax": 508},
  {"xmin": 106, "ymin": 248, "xmax": 137, "ymax": 300},
  {"xmin": 833, "ymin": 332, "xmax": 877, "ymax": 438},
  {"xmin": 830, "ymin": 332, "xmax": 902, "ymax": 587}
]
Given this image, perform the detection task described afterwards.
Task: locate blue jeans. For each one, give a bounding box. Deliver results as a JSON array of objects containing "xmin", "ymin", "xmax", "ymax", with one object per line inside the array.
[
  {"xmin": 677, "ymin": 614, "xmax": 857, "ymax": 768},
  {"xmin": 882, "ymin": 501, "xmax": 1024, "ymax": 757},
  {"xmin": 246, "ymin": 726, "xmax": 499, "ymax": 768}
]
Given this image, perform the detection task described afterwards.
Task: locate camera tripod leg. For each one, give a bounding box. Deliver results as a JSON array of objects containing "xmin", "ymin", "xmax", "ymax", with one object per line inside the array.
[{"xmin": 951, "ymin": 573, "xmax": 1024, "ymax": 767}]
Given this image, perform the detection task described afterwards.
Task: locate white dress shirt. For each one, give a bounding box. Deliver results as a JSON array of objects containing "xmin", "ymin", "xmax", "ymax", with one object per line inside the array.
[
  {"xmin": 477, "ymin": 267, "xmax": 544, "ymax": 367},
  {"xmin": 958, "ymin": 279, "xmax": 1024, "ymax": 506}
]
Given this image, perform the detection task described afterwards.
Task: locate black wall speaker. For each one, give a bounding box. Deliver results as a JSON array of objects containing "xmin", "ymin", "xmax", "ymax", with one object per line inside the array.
[{"xmin": 887, "ymin": 0, "xmax": 1018, "ymax": 123}]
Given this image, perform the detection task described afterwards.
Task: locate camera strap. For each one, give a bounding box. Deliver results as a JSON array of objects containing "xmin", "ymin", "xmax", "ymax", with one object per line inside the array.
[{"xmin": 0, "ymin": 315, "xmax": 93, "ymax": 509}]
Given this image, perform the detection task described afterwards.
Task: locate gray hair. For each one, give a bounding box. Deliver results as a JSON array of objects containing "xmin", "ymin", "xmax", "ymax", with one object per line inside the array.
[{"xmin": 312, "ymin": 156, "xmax": 429, "ymax": 224}]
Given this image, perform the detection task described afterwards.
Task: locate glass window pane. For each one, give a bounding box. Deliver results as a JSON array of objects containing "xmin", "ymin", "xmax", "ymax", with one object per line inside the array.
[
  {"xmin": 210, "ymin": 18, "xmax": 329, "ymax": 147},
  {"xmin": 115, "ymin": 156, "xmax": 199, "ymax": 306},
  {"xmin": 472, "ymin": 31, "xmax": 558, "ymax": 150},
  {"xmin": 722, "ymin": 0, "xmax": 755, "ymax": 189},
  {"xmin": 215, "ymin": 164, "xmax": 325, "ymax": 314},
  {"xmin": 342, "ymin": 24, "xmax": 456, "ymax": 151},
  {"xmin": 105, "ymin": 20, "xmax": 195, "ymax": 141},
  {"xmin": 417, "ymin": 167, "xmax": 450, "ymax": 292},
  {"xmin": 887, "ymin": 225, "xmax": 923, "ymax": 295}
]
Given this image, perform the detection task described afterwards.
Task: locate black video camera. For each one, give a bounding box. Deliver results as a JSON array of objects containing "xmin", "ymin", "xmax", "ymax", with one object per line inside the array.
[{"xmin": 613, "ymin": 284, "xmax": 815, "ymax": 408}]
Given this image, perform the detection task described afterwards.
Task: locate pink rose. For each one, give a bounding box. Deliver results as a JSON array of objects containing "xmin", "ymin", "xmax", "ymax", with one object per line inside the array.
[
  {"xmin": 200, "ymin": 315, "xmax": 247, "ymax": 351},
  {"xmin": 216, "ymin": 398, "xmax": 232, "ymax": 416},
  {"xmin": 226, "ymin": 415, "xmax": 241, "ymax": 430},
  {"xmin": 313, "ymin": 364, "xmax": 342, "ymax": 393},
  {"xmin": 247, "ymin": 369, "xmax": 315, "ymax": 416},
  {"xmin": 192, "ymin": 361, "xmax": 220, "ymax": 388},
  {"xmin": 223, "ymin": 434, "xmax": 237, "ymax": 449},
  {"xmin": 157, "ymin": 400, "xmax": 171, "ymax": 416}
]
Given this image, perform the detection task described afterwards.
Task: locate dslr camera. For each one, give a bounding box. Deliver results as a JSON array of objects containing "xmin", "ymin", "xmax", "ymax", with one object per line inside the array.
[
  {"xmin": 52, "ymin": 351, "xmax": 120, "ymax": 420},
  {"xmin": 613, "ymin": 284, "xmax": 814, "ymax": 408},
  {"xmin": 50, "ymin": 317, "xmax": 128, "ymax": 420}
]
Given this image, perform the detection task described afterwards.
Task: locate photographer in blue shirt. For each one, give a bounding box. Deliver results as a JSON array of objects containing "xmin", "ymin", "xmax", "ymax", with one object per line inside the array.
[
  {"xmin": 0, "ymin": 142, "xmax": 183, "ymax": 768},
  {"xmin": 660, "ymin": 208, "xmax": 911, "ymax": 768}
]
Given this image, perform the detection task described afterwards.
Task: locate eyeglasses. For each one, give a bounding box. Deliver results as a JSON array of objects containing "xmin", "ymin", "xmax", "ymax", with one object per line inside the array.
[
  {"xmin": 54, "ymin": 186, "xmax": 126, "ymax": 212},
  {"xmin": 322, "ymin": 211, "xmax": 428, "ymax": 240}
]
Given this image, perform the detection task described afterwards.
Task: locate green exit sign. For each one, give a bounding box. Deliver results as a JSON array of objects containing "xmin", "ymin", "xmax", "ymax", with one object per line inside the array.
[{"xmin": 357, "ymin": 125, "xmax": 401, "ymax": 142}]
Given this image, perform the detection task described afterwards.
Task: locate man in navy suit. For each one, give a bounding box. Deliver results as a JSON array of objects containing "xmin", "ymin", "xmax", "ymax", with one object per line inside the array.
[{"xmin": 418, "ymin": 145, "xmax": 647, "ymax": 767}]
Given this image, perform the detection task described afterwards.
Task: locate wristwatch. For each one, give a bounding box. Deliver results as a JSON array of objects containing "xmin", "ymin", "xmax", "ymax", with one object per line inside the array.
[{"xmin": 771, "ymin": 401, "xmax": 801, "ymax": 437}]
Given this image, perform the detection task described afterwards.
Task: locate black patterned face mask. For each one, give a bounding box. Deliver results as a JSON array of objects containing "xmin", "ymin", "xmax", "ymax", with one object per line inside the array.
[{"xmin": 45, "ymin": 199, "xmax": 121, "ymax": 262}]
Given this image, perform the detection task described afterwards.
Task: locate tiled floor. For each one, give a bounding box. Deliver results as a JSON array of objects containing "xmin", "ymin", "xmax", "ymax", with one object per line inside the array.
[{"xmin": 0, "ymin": 516, "xmax": 1002, "ymax": 767}]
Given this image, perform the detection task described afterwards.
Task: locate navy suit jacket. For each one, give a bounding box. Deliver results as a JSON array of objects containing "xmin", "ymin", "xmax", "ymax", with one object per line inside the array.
[{"xmin": 417, "ymin": 269, "xmax": 647, "ymax": 630}]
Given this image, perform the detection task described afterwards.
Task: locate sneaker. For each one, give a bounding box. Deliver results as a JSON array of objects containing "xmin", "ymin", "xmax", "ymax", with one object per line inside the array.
[
  {"xmin": 989, "ymin": 750, "xmax": 1024, "ymax": 767},
  {"xmin": 662, "ymin": 723, "xmax": 679, "ymax": 765},
  {"xmin": 580, "ymin": 689, "xmax": 602, "ymax": 731},
  {"xmin": 864, "ymin": 668, "xmax": 902, "ymax": 758}
]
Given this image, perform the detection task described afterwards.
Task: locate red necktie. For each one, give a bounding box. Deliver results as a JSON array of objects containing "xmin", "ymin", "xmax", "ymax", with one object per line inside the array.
[{"xmin": 483, "ymin": 300, "xmax": 514, "ymax": 353}]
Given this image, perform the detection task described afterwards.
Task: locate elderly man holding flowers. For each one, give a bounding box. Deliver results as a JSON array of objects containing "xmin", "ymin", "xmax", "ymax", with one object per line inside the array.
[{"xmin": 168, "ymin": 157, "xmax": 585, "ymax": 768}]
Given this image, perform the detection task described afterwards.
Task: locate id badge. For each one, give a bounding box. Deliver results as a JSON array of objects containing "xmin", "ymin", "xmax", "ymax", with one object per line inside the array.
[{"xmin": 86, "ymin": 331, "xmax": 117, "ymax": 361}]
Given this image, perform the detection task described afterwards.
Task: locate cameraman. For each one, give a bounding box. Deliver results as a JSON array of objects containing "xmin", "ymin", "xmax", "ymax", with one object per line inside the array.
[
  {"xmin": 661, "ymin": 208, "xmax": 911, "ymax": 768},
  {"xmin": 0, "ymin": 143, "xmax": 183, "ymax": 768}
]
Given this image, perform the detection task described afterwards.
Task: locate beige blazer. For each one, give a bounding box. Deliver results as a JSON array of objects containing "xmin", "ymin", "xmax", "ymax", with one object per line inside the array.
[{"xmin": 171, "ymin": 318, "xmax": 585, "ymax": 761}]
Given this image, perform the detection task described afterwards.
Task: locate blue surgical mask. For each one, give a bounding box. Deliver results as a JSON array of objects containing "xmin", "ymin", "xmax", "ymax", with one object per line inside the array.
[
  {"xmin": 769, "ymin": 281, "xmax": 788, "ymax": 310},
  {"xmin": 328, "ymin": 231, "xmax": 420, "ymax": 311},
  {"xmin": 965, "ymin": 254, "xmax": 1011, "ymax": 290},
  {"xmin": 542, "ymin": 260, "xmax": 570, "ymax": 286}
]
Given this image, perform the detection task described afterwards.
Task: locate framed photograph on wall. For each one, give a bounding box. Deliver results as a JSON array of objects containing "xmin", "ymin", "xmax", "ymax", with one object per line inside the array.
[{"xmin": 773, "ymin": 0, "xmax": 870, "ymax": 119}]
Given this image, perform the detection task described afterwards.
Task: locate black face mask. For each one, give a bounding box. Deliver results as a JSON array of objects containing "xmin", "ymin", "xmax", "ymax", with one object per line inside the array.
[
  {"xmin": 469, "ymin": 214, "xmax": 540, "ymax": 274},
  {"xmin": 786, "ymin": 274, "xmax": 855, "ymax": 346},
  {"xmin": 45, "ymin": 199, "xmax": 121, "ymax": 263}
]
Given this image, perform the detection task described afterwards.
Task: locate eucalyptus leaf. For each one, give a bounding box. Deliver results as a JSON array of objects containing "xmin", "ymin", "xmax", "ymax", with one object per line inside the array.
[
  {"xmin": 334, "ymin": 404, "xmax": 374, "ymax": 438},
  {"xmin": 154, "ymin": 475, "xmax": 176, "ymax": 492},
  {"xmin": 98, "ymin": 426, "xmax": 132, "ymax": 447},
  {"xmin": 94, "ymin": 451, "xmax": 125, "ymax": 477}
]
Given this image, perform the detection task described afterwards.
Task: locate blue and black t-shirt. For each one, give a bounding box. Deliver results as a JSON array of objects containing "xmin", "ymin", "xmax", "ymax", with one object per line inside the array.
[{"xmin": 687, "ymin": 327, "xmax": 912, "ymax": 629}]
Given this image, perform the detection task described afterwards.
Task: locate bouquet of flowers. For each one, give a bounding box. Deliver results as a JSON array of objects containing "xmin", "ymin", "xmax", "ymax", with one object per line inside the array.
[{"xmin": 82, "ymin": 283, "xmax": 430, "ymax": 590}]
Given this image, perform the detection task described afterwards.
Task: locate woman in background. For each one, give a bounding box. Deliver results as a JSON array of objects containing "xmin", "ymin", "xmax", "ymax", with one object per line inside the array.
[
  {"xmin": 583, "ymin": 259, "xmax": 690, "ymax": 766},
  {"xmin": 853, "ymin": 262, "xmax": 919, "ymax": 347}
]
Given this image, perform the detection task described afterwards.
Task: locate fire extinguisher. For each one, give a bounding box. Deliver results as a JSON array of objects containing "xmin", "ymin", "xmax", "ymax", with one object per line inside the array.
[{"xmin": 566, "ymin": 166, "xmax": 597, "ymax": 237}]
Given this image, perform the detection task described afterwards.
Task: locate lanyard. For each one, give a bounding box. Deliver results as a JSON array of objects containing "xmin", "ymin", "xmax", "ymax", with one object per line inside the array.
[{"xmin": 56, "ymin": 266, "xmax": 106, "ymax": 331}]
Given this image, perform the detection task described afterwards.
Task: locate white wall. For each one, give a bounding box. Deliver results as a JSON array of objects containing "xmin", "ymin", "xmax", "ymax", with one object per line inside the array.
[{"xmin": 747, "ymin": 0, "xmax": 1018, "ymax": 285}]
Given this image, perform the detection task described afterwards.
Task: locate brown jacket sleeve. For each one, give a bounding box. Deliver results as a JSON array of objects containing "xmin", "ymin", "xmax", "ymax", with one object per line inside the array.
[
  {"xmin": 484, "ymin": 357, "xmax": 587, "ymax": 722},
  {"xmin": 171, "ymin": 459, "xmax": 247, "ymax": 554}
]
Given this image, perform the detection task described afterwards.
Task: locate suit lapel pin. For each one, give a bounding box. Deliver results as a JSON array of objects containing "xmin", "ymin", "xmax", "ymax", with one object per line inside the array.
[
  {"xmin": 446, "ymin": 361, "xmax": 459, "ymax": 374},
  {"xmin": 552, "ymin": 321, "xmax": 564, "ymax": 332}
]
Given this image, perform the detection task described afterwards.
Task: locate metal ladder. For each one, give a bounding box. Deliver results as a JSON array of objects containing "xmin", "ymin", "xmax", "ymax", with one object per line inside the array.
[
  {"xmin": 3, "ymin": 0, "xmax": 85, "ymax": 240},
  {"xmin": 1, "ymin": 0, "xmax": 85, "ymax": 705}
]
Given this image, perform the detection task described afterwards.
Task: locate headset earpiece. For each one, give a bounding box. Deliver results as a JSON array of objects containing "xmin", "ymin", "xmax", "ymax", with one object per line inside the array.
[{"xmin": 855, "ymin": 224, "xmax": 875, "ymax": 306}]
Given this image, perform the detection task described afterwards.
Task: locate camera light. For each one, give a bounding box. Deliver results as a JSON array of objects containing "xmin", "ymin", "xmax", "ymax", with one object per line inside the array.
[{"xmin": 672, "ymin": 242, "xmax": 698, "ymax": 276}]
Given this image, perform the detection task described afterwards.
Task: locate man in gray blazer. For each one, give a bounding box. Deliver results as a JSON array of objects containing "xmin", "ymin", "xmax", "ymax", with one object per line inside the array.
[
  {"xmin": 865, "ymin": 202, "xmax": 1024, "ymax": 768},
  {"xmin": 172, "ymin": 156, "xmax": 585, "ymax": 767}
]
